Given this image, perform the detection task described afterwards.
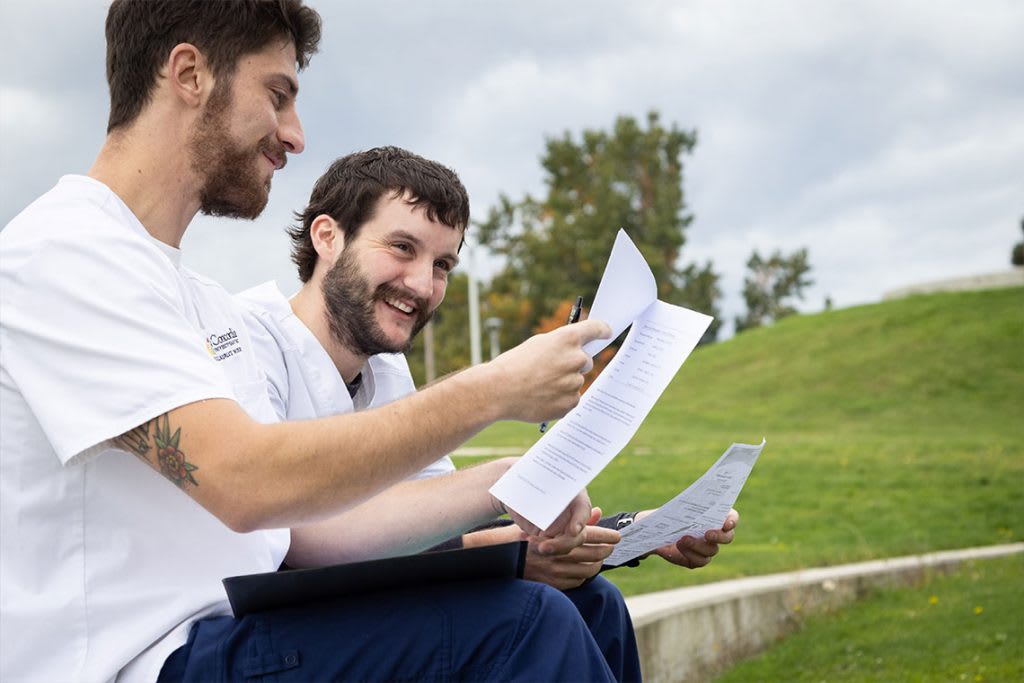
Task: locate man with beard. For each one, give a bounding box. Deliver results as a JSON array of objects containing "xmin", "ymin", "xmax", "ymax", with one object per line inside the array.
[
  {"xmin": 0, "ymin": 2, "xmax": 618, "ymax": 682},
  {"xmin": 238, "ymin": 147, "xmax": 741, "ymax": 681}
]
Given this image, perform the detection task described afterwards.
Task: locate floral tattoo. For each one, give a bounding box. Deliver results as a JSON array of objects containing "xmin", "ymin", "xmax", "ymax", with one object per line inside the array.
[{"xmin": 114, "ymin": 414, "xmax": 199, "ymax": 490}]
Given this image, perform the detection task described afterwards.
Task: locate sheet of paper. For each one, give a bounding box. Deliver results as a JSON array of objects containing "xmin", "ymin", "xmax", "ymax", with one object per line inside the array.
[
  {"xmin": 582, "ymin": 229, "xmax": 658, "ymax": 358},
  {"xmin": 604, "ymin": 440, "xmax": 765, "ymax": 567},
  {"xmin": 489, "ymin": 299, "xmax": 712, "ymax": 530}
]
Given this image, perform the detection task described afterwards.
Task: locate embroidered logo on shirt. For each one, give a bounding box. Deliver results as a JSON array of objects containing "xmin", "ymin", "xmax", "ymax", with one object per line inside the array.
[{"xmin": 206, "ymin": 328, "xmax": 242, "ymax": 361}]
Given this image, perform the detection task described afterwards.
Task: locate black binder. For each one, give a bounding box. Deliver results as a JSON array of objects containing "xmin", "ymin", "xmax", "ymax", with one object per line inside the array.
[{"xmin": 223, "ymin": 541, "xmax": 528, "ymax": 617}]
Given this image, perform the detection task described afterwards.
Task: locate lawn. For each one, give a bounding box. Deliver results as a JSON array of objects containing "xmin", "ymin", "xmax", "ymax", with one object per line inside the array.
[
  {"xmin": 456, "ymin": 287, "xmax": 1024, "ymax": 596},
  {"xmin": 714, "ymin": 553, "xmax": 1024, "ymax": 682}
]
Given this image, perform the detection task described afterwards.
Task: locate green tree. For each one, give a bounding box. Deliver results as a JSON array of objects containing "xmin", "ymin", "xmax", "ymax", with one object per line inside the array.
[
  {"xmin": 676, "ymin": 260, "xmax": 722, "ymax": 344},
  {"xmin": 478, "ymin": 111, "xmax": 710, "ymax": 348},
  {"xmin": 734, "ymin": 248, "xmax": 813, "ymax": 334},
  {"xmin": 1012, "ymin": 215, "xmax": 1023, "ymax": 266}
]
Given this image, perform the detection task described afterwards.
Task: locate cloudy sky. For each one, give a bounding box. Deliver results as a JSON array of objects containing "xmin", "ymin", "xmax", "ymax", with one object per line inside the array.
[{"xmin": 2, "ymin": 1, "xmax": 1021, "ymax": 337}]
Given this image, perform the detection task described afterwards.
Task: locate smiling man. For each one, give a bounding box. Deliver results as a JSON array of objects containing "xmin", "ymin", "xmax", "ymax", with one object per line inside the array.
[
  {"xmin": 238, "ymin": 147, "xmax": 742, "ymax": 681},
  {"xmin": 0, "ymin": 2, "xmax": 617, "ymax": 682}
]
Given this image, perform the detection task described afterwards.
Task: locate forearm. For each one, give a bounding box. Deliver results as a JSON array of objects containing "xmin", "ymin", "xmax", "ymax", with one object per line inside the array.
[
  {"xmin": 127, "ymin": 364, "xmax": 506, "ymax": 533},
  {"xmin": 285, "ymin": 458, "xmax": 517, "ymax": 567},
  {"xmin": 117, "ymin": 321, "xmax": 608, "ymax": 533}
]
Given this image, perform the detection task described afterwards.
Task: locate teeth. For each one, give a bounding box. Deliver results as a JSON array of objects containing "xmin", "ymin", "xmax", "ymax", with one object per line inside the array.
[{"xmin": 385, "ymin": 297, "xmax": 414, "ymax": 314}]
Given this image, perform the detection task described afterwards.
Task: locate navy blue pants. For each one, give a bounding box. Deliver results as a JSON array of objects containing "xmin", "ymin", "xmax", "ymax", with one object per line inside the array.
[
  {"xmin": 565, "ymin": 576, "xmax": 641, "ymax": 682},
  {"xmin": 159, "ymin": 577, "xmax": 635, "ymax": 682}
]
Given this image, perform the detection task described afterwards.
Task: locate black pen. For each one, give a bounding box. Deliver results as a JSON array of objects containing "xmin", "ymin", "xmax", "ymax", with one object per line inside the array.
[{"xmin": 539, "ymin": 295, "xmax": 584, "ymax": 434}]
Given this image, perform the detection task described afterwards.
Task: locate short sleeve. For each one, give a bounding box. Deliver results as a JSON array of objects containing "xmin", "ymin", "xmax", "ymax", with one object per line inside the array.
[{"xmin": 1, "ymin": 215, "xmax": 232, "ymax": 464}]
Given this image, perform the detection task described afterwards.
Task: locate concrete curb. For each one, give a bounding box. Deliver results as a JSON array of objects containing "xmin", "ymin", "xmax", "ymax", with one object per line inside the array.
[
  {"xmin": 883, "ymin": 268, "xmax": 1024, "ymax": 299},
  {"xmin": 623, "ymin": 543, "xmax": 1024, "ymax": 683}
]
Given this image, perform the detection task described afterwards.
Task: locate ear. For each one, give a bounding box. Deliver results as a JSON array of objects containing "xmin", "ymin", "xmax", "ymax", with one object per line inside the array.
[
  {"xmin": 310, "ymin": 214, "xmax": 345, "ymax": 265},
  {"xmin": 166, "ymin": 43, "xmax": 213, "ymax": 109}
]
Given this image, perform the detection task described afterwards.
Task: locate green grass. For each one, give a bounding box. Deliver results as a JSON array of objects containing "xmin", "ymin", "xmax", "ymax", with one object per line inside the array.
[
  {"xmin": 457, "ymin": 287, "xmax": 1024, "ymax": 595},
  {"xmin": 714, "ymin": 554, "xmax": 1024, "ymax": 682}
]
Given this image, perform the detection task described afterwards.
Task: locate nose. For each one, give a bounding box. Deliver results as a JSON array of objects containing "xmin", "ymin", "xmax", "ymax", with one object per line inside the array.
[
  {"xmin": 279, "ymin": 108, "xmax": 305, "ymax": 155},
  {"xmin": 403, "ymin": 258, "xmax": 434, "ymax": 301}
]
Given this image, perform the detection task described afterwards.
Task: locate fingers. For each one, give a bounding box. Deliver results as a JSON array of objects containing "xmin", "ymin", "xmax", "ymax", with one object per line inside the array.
[
  {"xmin": 582, "ymin": 524, "xmax": 620, "ymax": 546},
  {"xmin": 504, "ymin": 504, "xmax": 543, "ymax": 538},
  {"xmin": 534, "ymin": 528, "xmax": 587, "ymax": 556},
  {"xmin": 581, "ymin": 355, "xmax": 595, "ymax": 374},
  {"xmin": 524, "ymin": 559, "xmax": 603, "ymax": 590},
  {"xmin": 566, "ymin": 318, "xmax": 612, "ymax": 346},
  {"xmin": 543, "ymin": 490, "xmax": 592, "ymax": 539},
  {"xmin": 559, "ymin": 541, "xmax": 616, "ymax": 564},
  {"xmin": 533, "ymin": 527, "xmax": 618, "ymax": 558},
  {"xmin": 722, "ymin": 508, "xmax": 740, "ymax": 532},
  {"xmin": 704, "ymin": 527, "xmax": 735, "ymax": 545},
  {"xmin": 524, "ymin": 531, "xmax": 613, "ymax": 589},
  {"xmin": 705, "ymin": 509, "xmax": 739, "ymax": 544},
  {"xmin": 491, "ymin": 321, "xmax": 602, "ymax": 422}
]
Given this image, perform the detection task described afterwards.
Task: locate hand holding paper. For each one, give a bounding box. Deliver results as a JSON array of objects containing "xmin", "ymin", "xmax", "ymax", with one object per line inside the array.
[
  {"xmin": 604, "ymin": 440, "xmax": 765, "ymax": 567},
  {"xmin": 489, "ymin": 230, "xmax": 713, "ymax": 529},
  {"xmin": 485, "ymin": 317, "xmax": 611, "ymax": 423}
]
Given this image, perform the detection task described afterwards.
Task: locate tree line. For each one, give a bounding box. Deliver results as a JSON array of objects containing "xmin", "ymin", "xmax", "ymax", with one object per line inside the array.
[{"xmin": 408, "ymin": 111, "xmax": 812, "ymax": 385}]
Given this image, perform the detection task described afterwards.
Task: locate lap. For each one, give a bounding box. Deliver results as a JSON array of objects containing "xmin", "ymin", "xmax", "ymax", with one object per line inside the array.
[{"xmin": 163, "ymin": 578, "xmax": 613, "ymax": 682}]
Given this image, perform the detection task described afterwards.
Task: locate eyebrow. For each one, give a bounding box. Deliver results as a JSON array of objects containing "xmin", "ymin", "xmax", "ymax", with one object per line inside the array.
[{"xmin": 391, "ymin": 229, "xmax": 460, "ymax": 267}]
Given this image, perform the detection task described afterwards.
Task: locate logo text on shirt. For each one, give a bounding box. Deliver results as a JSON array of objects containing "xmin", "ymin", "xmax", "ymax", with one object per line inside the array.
[{"xmin": 206, "ymin": 328, "xmax": 242, "ymax": 361}]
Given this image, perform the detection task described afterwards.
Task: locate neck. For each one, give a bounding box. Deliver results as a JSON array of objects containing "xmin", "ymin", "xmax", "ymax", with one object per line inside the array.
[
  {"xmin": 290, "ymin": 284, "xmax": 368, "ymax": 383},
  {"xmin": 87, "ymin": 117, "xmax": 202, "ymax": 248}
]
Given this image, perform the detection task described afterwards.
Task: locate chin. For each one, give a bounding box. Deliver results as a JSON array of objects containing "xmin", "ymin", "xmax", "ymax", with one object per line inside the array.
[{"xmin": 380, "ymin": 327, "xmax": 413, "ymax": 353}]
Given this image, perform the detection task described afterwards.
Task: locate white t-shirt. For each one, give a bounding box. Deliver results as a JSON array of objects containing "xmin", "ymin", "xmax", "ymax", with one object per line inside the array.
[
  {"xmin": 237, "ymin": 281, "xmax": 455, "ymax": 480},
  {"xmin": 0, "ymin": 176, "xmax": 289, "ymax": 683}
]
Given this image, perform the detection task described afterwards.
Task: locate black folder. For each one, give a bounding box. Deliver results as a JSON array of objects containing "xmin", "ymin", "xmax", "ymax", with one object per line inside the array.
[{"xmin": 223, "ymin": 541, "xmax": 528, "ymax": 617}]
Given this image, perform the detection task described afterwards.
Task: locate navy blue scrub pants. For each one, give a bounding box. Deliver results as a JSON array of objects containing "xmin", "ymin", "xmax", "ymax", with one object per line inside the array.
[
  {"xmin": 565, "ymin": 576, "xmax": 641, "ymax": 682},
  {"xmin": 159, "ymin": 577, "xmax": 629, "ymax": 682}
]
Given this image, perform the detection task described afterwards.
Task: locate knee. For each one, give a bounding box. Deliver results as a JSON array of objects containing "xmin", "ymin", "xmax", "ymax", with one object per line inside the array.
[
  {"xmin": 567, "ymin": 575, "xmax": 628, "ymax": 613},
  {"xmin": 532, "ymin": 581, "xmax": 588, "ymax": 623},
  {"xmin": 585, "ymin": 575, "xmax": 626, "ymax": 604}
]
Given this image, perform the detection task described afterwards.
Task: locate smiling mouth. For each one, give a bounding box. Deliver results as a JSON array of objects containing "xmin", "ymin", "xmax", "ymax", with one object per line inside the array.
[
  {"xmin": 383, "ymin": 295, "xmax": 416, "ymax": 316},
  {"xmin": 263, "ymin": 153, "xmax": 285, "ymax": 170}
]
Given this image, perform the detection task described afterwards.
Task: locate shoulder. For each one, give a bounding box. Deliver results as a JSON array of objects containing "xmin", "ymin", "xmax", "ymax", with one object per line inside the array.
[
  {"xmin": 4, "ymin": 175, "xmax": 150, "ymax": 249},
  {"xmin": 2, "ymin": 176, "xmax": 183, "ymax": 307},
  {"xmin": 234, "ymin": 281, "xmax": 299, "ymax": 353},
  {"xmin": 235, "ymin": 281, "xmax": 292, "ymax": 320}
]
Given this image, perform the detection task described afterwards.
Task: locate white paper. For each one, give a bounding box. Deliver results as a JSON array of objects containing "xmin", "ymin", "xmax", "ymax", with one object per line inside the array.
[
  {"xmin": 604, "ymin": 440, "xmax": 765, "ymax": 567},
  {"xmin": 489, "ymin": 229, "xmax": 713, "ymax": 530},
  {"xmin": 582, "ymin": 230, "xmax": 658, "ymax": 357}
]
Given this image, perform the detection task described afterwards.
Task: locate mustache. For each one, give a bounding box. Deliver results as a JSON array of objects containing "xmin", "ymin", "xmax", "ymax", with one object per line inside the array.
[{"xmin": 374, "ymin": 283, "xmax": 431, "ymax": 322}]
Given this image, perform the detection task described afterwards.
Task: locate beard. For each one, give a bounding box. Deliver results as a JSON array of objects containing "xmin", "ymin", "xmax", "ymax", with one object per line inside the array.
[
  {"xmin": 189, "ymin": 83, "xmax": 286, "ymax": 220},
  {"xmin": 322, "ymin": 246, "xmax": 433, "ymax": 357}
]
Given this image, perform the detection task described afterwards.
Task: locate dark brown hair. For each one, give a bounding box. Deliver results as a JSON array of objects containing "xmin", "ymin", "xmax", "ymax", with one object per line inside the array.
[
  {"xmin": 104, "ymin": 0, "xmax": 321, "ymax": 132},
  {"xmin": 289, "ymin": 147, "xmax": 471, "ymax": 283}
]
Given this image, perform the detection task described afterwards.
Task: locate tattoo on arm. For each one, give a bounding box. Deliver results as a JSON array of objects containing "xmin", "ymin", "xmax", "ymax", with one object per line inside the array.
[
  {"xmin": 114, "ymin": 414, "xmax": 199, "ymax": 490},
  {"xmin": 114, "ymin": 423, "xmax": 151, "ymax": 460}
]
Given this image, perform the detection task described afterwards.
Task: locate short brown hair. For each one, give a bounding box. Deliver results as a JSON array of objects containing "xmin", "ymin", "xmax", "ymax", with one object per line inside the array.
[
  {"xmin": 104, "ymin": 0, "xmax": 321, "ymax": 132},
  {"xmin": 289, "ymin": 147, "xmax": 471, "ymax": 283}
]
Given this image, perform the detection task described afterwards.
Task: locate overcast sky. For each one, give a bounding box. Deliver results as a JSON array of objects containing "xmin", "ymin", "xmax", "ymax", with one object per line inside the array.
[{"xmin": 2, "ymin": 1, "xmax": 1021, "ymax": 338}]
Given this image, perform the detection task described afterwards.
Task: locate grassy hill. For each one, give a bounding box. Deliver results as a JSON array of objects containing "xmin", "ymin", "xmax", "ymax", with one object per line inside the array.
[{"xmin": 460, "ymin": 287, "xmax": 1024, "ymax": 595}]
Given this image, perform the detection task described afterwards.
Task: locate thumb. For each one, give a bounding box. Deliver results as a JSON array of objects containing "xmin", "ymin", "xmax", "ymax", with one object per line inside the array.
[{"xmin": 571, "ymin": 318, "xmax": 612, "ymax": 345}]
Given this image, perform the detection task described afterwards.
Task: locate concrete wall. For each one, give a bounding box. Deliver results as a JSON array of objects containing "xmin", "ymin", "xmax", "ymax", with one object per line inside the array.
[
  {"xmin": 623, "ymin": 543, "xmax": 1024, "ymax": 683},
  {"xmin": 883, "ymin": 268, "xmax": 1024, "ymax": 300}
]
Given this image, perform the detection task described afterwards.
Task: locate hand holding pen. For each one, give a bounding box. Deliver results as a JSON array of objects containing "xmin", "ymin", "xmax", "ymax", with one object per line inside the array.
[{"xmin": 540, "ymin": 295, "xmax": 585, "ymax": 433}]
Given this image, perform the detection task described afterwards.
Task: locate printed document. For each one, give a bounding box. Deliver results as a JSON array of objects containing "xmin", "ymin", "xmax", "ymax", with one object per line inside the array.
[
  {"xmin": 604, "ymin": 440, "xmax": 765, "ymax": 567},
  {"xmin": 489, "ymin": 230, "xmax": 713, "ymax": 529}
]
